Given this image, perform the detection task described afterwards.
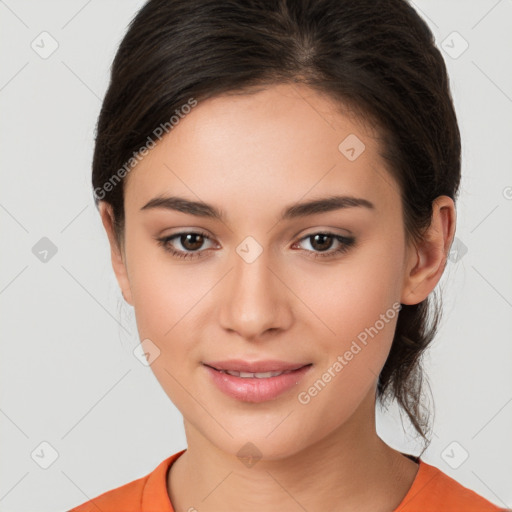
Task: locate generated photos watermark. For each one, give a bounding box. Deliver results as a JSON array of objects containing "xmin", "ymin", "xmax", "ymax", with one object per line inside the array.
[
  {"xmin": 297, "ymin": 302, "xmax": 402, "ymax": 405},
  {"xmin": 93, "ymin": 97, "xmax": 198, "ymax": 201}
]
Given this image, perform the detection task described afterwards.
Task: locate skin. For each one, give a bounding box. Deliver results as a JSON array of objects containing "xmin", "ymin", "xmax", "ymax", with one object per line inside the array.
[{"xmin": 99, "ymin": 83, "xmax": 456, "ymax": 512}]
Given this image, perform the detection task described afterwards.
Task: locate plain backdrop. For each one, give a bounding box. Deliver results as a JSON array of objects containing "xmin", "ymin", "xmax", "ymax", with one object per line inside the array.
[{"xmin": 0, "ymin": 1, "xmax": 511, "ymax": 511}]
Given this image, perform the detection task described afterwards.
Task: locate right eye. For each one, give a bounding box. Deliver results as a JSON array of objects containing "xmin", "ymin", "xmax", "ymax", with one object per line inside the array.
[{"xmin": 156, "ymin": 230, "xmax": 218, "ymax": 260}]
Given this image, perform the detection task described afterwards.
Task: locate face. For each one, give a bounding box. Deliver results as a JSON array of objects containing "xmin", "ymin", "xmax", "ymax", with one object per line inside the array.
[{"xmin": 102, "ymin": 83, "xmax": 423, "ymax": 460}]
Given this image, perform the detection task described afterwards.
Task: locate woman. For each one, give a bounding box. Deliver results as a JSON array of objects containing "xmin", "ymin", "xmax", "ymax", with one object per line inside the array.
[{"xmin": 70, "ymin": 0, "xmax": 506, "ymax": 510}]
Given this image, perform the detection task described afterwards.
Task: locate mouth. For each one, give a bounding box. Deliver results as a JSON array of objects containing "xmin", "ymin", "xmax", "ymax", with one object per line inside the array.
[
  {"xmin": 203, "ymin": 359, "xmax": 311, "ymax": 373},
  {"xmin": 202, "ymin": 360, "xmax": 313, "ymax": 402},
  {"xmin": 209, "ymin": 368, "xmax": 301, "ymax": 378}
]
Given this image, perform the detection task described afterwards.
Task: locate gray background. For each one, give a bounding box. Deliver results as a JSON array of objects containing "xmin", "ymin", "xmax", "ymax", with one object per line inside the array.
[{"xmin": 0, "ymin": 1, "xmax": 511, "ymax": 511}]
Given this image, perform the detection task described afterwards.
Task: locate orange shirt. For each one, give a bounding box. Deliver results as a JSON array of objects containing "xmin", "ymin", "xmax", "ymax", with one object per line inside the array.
[{"xmin": 69, "ymin": 449, "xmax": 506, "ymax": 512}]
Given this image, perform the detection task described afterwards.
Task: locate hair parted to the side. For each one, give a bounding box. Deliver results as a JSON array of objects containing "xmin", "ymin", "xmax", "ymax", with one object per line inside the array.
[{"xmin": 92, "ymin": 0, "xmax": 461, "ymax": 452}]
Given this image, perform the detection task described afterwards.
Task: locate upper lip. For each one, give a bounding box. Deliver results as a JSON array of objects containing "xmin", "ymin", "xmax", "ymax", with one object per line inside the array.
[{"xmin": 204, "ymin": 360, "xmax": 311, "ymax": 373}]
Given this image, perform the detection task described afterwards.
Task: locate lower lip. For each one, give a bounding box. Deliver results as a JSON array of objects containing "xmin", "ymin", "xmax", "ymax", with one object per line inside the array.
[{"xmin": 204, "ymin": 364, "xmax": 312, "ymax": 403}]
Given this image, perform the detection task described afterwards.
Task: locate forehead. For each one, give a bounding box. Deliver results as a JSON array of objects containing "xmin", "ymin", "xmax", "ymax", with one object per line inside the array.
[{"xmin": 124, "ymin": 83, "xmax": 398, "ymax": 216}]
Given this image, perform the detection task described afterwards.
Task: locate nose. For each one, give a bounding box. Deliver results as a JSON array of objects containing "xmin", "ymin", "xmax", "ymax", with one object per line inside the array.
[{"xmin": 218, "ymin": 247, "xmax": 293, "ymax": 341}]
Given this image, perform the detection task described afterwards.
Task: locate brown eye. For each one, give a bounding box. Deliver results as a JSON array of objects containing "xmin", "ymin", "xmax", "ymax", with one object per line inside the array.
[
  {"xmin": 309, "ymin": 233, "xmax": 335, "ymax": 252},
  {"xmin": 180, "ymin": 233, "xmax": 205, "ymax": 251},
  {"xmin": 156, "ymin": 230, "xmax": 216, "ymax": 260},
  {"xmin": 294, "ymin": 232, "xmax": 356, "ymax": 260}
]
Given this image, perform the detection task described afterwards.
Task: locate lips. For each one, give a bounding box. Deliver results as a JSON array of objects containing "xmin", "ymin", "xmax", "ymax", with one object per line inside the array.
[
  {"xmin": 218, "ymin": 369, "xmax": 294, "ymax": 378},
  {"xmin": 203, "ymin": 359, "xmax": 310, "ymax": 373},
  {"xmin": 203, "ymin": 360, "xmax": 313, "ymax": 402}
]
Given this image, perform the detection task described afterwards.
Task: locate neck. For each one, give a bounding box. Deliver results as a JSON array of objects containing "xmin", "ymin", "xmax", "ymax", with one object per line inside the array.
[{"xmin": 168, "ymin": 390, "xmax": 419, "ymax": 512}]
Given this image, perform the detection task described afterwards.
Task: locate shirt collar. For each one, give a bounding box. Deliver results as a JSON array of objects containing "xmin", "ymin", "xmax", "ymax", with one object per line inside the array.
[{"xmin": 141, "ymin": 449, "xmax": 187, "ymax": 511}]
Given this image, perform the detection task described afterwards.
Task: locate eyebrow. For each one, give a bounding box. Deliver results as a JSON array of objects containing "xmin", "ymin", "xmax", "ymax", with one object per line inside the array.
[{"xmin": 140, "ymin": 194, "xmax": 375, "ymax": 220}]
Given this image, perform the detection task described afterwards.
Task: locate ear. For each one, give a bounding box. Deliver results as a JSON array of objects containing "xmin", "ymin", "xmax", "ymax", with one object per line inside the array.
[
  {"xmin": 98, "ymin": 202, "xmax": 133, "ymax": 306},
  {"xmin": 401, "ymin": 195, "xmax": 456, "ymax": 305}
]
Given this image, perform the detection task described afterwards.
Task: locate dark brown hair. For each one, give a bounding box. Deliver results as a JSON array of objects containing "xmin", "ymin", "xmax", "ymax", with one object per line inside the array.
[{"xmin": 92, "ymin": 0, "xmax": 461, "ymax": 450}]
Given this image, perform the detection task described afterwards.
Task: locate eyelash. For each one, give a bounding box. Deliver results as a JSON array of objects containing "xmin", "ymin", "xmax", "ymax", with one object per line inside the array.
[{"xmin": 156, "ymin": 230, "xmax": 355, "ymax": 261}]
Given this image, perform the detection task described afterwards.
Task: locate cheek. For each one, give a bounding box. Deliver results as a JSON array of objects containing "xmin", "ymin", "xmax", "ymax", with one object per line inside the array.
[
  {"xmin": 292, "ymin": 234, "xmax": 404, "ymax": 342},
  {"xmin": 125, "ymin": 226, "xmax": 206, "ymax": 333},
  {"xmin": 126, "ymin": 244, "xmax": 221, "ymax": 386},
  {"xmin": 129, "ymin": 268, "xmax": 175, "ymax": 340},
  {"xmin": 291, "ymin": 237, "xmax": 404, "ymax": 409},
  {"xmin": 126, "ymin": 256, "xmax": 206, "ymax": 407},
  {"xmin": 294, "ymin": 298, "xmax": 400, "ymax": 442}
]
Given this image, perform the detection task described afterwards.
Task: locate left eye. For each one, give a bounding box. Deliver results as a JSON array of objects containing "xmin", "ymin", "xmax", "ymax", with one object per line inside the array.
[
  {"xmin": 293, "ymin": 232, "xmax": 355, "ymax": 259},
  {"xmin": 156, "ymin": 231, "xmax": 355, "ymax": 260}
]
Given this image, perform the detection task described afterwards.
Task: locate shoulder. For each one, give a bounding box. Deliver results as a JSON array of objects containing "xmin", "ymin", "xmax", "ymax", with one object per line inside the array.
[
  {"xmin": 68, "ymin": 473, "xmax": 148, "ymax": 512},
  {"xmin": 396, "ymin": 458, "xmax": 507, "ymax": 512},
  {"xmin": 68, "ymin": 450, "xmax": 185, "ymax": 512}
]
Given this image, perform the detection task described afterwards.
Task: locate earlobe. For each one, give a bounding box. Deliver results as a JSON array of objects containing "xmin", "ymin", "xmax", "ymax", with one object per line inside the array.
[
  {"xmin": 98, "ymin": 202, "xmax": 134, "ymax": 306},
  {"xmin": 401, "ymin": 196, "xmax": 456, "ymax": 305}
]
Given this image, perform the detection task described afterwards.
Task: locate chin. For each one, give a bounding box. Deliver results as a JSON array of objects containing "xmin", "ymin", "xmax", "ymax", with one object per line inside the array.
[{"xmin": 194, "ymin": 420, "xmax": 318, "ymax": 464}]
